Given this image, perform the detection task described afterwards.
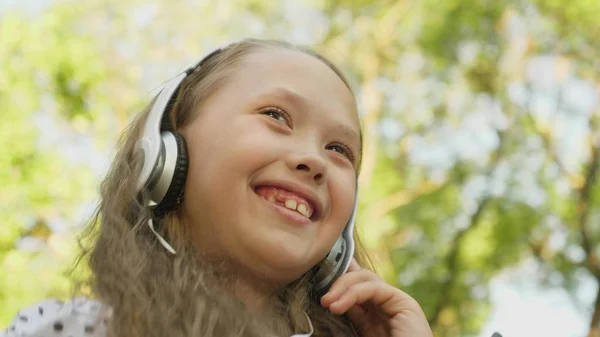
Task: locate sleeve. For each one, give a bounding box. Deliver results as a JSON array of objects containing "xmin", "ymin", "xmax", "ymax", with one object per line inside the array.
[{"xmin": 1, "ymin": 297, "xmax": 110, "ymax": 337}]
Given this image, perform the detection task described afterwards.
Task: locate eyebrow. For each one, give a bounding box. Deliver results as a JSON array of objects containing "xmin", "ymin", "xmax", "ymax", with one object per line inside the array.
[{"xmin": 262, "ymin": 87, "xmax": 310, "ymax": 111}]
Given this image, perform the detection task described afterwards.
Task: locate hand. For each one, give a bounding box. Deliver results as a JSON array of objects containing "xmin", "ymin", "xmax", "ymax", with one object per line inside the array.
[{"xmin": 320, "ymin": 259, "xmax": 433, "ymax": 337}]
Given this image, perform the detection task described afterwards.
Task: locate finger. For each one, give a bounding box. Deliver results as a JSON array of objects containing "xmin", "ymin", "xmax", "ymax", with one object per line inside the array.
[
  {"xmin": 327, "ymin": 281, "xmax": 379, "ymax": 314},
  {"xmin": 320, "ymin": 269, "xmax": 381, "ymax": 306},
  {"xmin": 329, "ymin": 281, "xmax": 415, "ymax": 316},
  {"xmin": 345, "ymin": 304, "xmax": 369, "ymax": 327}
]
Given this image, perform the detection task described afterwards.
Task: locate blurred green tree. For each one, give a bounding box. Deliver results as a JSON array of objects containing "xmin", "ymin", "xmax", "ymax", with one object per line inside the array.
[
  {"xmin": 0, "ymin": 5, "xmax": 110, "ymax": 323},
  {"xmin": 1, "ymin": 1, "xmax": 598, "ymax": 336}
]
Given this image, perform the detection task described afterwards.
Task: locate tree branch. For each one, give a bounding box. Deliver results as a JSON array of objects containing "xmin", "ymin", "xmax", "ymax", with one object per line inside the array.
[
  {"xmin": 589, "ymin": 288, "xmax": 600, "ymax": 337},
  {"xmin": 578, "ymin": 116, "xmax": 600, "ymax": 337},
  {"xmin": 367, "ymin": 181, "xmax": 445, "ymax": 220},
  {"xmin": 429, "ymin": 196, "xmax": 492, "ymax": 326},
  {"xmin": 578, "ymin": 116, "xmax": 600, "ymax": 279},
  {"xmin": 429, "ymin": 119, "xmax": 509, "ymax": 326},
  {"xmin": 523, "ymin": 105, "xmax": 584, "ymax": 188}
]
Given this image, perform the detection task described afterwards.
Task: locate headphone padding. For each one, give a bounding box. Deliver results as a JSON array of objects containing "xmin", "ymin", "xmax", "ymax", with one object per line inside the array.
[{"xmin": 153, "ymin": 132, "xmax": 189, "ymax": 218}]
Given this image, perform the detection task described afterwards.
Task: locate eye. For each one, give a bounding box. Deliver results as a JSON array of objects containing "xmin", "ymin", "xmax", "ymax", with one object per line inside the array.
[
  {"xmin": 327, "ymin": 143, "xmax": 355, "ymax": 163},
  {"xmin": 260, "ymin": 107, "xmax": 292, "ymax": 127}
]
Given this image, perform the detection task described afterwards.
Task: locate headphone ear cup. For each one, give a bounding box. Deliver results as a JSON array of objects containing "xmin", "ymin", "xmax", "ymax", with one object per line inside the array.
[
  {"xmin": 312, "ymin": 236, "xmax": 348, "ymax": 295},
  {"xmin": 153, "ymin": 131, "xmax": 189, "ymax": 218}
]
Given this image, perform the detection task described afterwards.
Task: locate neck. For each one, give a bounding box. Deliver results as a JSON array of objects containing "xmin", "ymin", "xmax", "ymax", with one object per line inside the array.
[
  {"xmin": 198, "ymin": 254, "xmax": 281, "ymax": 313},
  {"xmin": 231, "ymin": 275, "xmax": 277, "ymax": 312}
]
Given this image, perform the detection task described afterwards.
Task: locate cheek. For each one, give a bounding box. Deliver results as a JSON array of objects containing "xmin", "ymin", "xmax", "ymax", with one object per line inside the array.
[
  {"xmin": 180, "ymin": 126, "xmax": 236, "ymax": 219},
  {"xmin": 334, "ymin": 171, "xmax": 357, "ymax": 215},
  {"xmin": 325, "ymin": 174, "xmax": 357, "ymax": 237},
  {"xmin": 181, "ymin": 118, "xmax": 278, "ymax": 206}
]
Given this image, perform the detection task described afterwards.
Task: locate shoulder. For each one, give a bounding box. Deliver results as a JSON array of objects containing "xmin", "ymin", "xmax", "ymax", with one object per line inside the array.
[{"xmin": 1, "ymin": 297, "xmax": 110, "ymax": 337}]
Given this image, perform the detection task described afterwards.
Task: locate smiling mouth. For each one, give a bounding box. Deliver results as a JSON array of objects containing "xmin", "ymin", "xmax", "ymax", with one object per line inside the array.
[{"xmin": 255, "ymin": 186, "xmax": 316, "ymax": 221}]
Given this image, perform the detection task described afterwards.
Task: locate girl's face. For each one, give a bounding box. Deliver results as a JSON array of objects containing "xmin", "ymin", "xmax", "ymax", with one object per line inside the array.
[{"xmin": 180, "ymin": 49, "xmax": 360, "ymax": 285}]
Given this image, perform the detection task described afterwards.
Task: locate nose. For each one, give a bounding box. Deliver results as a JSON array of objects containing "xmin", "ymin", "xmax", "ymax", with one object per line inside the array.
[{"xmin": 285, "ymin": 151, "xmax": 327, "ymax": 184}]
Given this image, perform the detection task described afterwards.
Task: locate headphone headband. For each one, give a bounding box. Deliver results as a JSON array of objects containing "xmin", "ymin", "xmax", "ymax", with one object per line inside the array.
[
  {"xmin": 136, "ymin": 72, "xmax": 187, "ymax": 195},
  {"xmin": 135, "ymin": 48, "xmax": 225, "ymax": 198}
]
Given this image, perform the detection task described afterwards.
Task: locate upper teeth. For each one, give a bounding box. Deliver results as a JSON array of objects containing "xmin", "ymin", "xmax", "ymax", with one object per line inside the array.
[
  {"xmin": 285, "ymin": 199, "xmax": 297, "ymax": 209},
  {"xmin": 260, "ymin": 187, "xmax": 314, "ymax": 219},
  {"xmin": 283, "ymin": 198, "xmax": 312, "ymax": 218}
]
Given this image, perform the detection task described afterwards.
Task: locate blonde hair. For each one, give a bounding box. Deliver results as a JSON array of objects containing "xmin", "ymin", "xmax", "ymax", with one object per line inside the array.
[{"xmin": 78, "ymin": 39, "xmax": 373, "ymax": 337}]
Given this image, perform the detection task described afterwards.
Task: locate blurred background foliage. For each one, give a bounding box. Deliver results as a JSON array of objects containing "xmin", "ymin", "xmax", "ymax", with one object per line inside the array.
[{"xmin": 1, "ymin": 0, "xmax": 599, "ymax": 336}]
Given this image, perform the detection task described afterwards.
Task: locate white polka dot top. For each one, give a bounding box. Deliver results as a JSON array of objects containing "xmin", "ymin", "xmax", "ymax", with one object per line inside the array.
[
  {"xmin": 1, "ymin": 298, "xmax": 314, "ymax": 337},
  {"xmin": 0, "ymin": 298, "xmax": 109, "ymax": 337}
]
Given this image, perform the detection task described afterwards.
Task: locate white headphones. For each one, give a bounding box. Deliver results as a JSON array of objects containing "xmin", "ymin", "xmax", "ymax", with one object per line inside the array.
[{"xmin": 134, "ymin": 44, "xmax": 357, "ymax": 294}]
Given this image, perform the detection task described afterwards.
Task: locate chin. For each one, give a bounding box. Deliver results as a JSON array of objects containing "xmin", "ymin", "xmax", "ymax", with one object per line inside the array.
[{"xmin": 252, "ymin": 247, "xmax": 317, "ymax": 283}]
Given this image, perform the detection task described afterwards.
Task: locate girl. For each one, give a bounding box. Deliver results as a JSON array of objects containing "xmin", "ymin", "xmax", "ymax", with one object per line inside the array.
[{"xmin": 2, "ymin": 39, "xmax": 433, "ymax": 337}]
